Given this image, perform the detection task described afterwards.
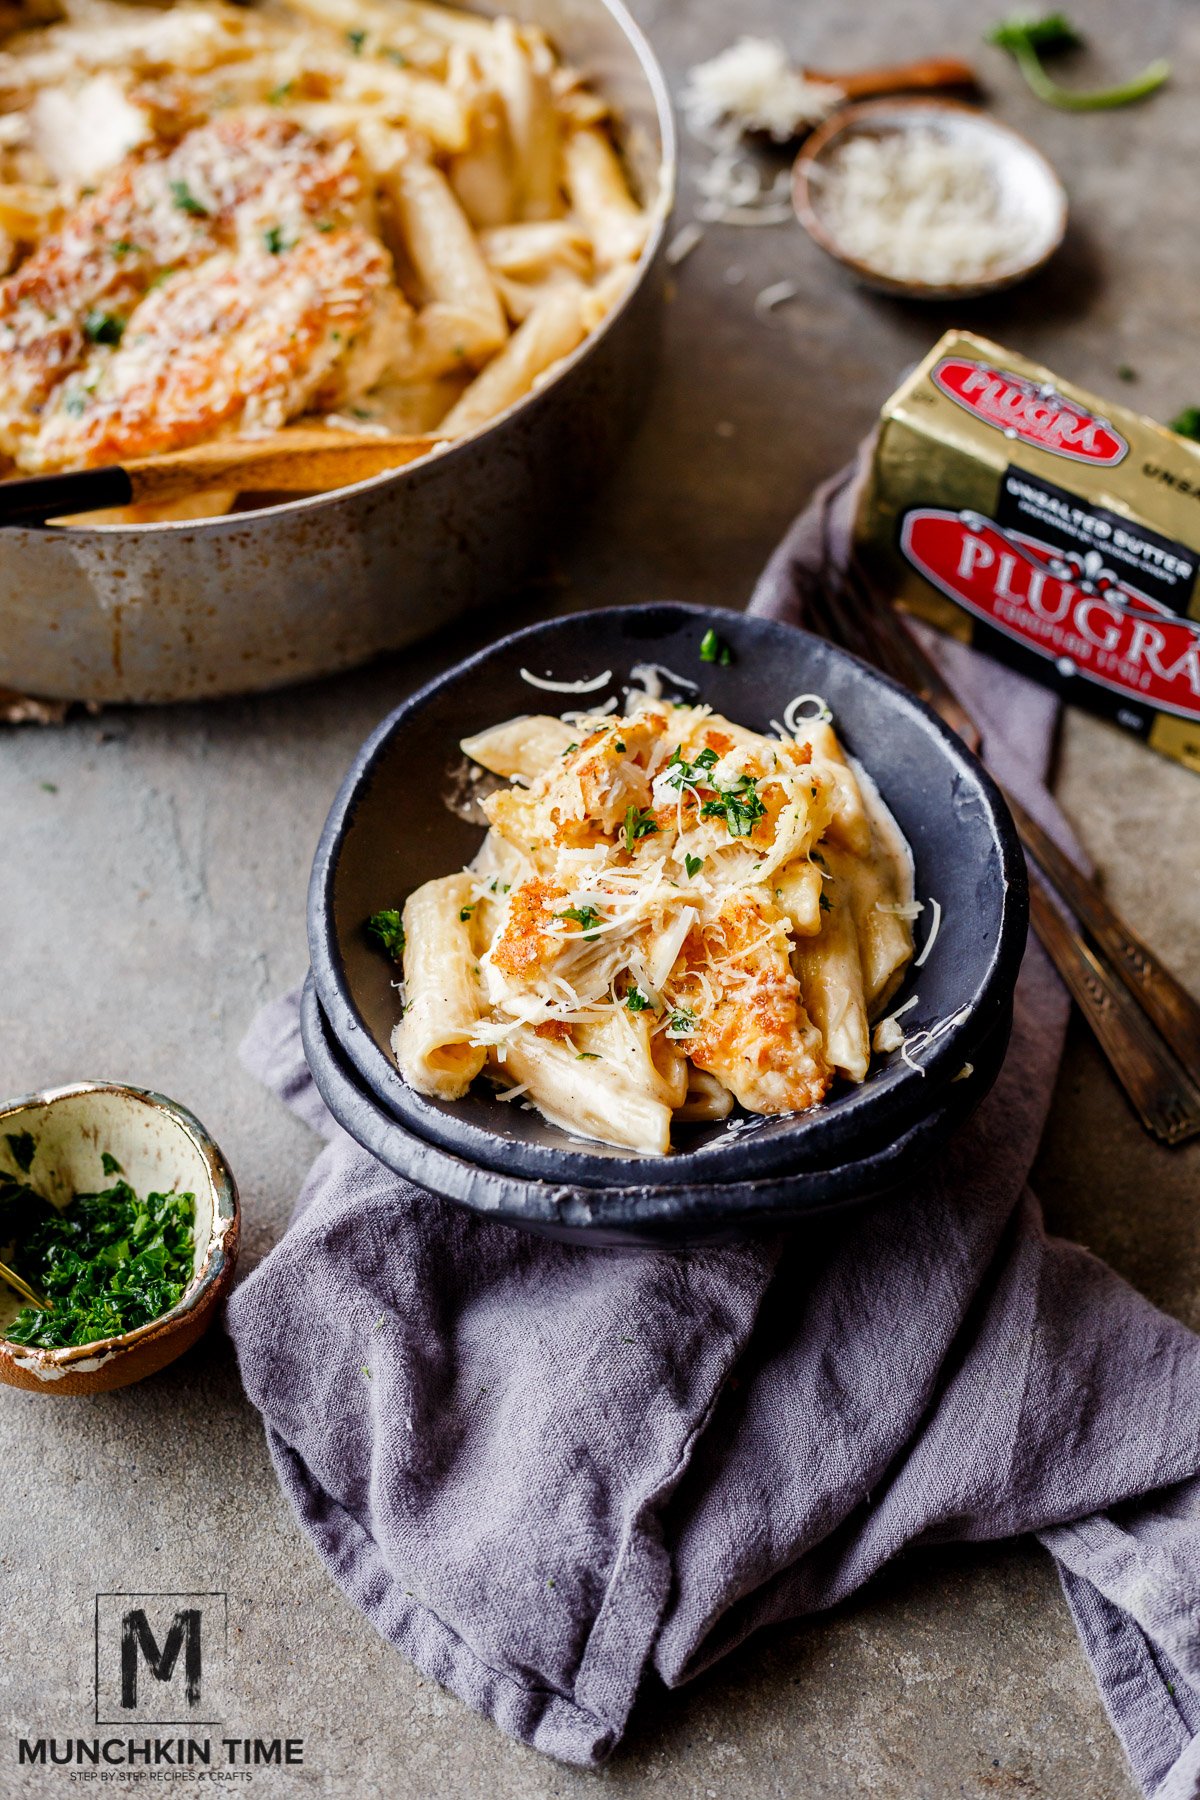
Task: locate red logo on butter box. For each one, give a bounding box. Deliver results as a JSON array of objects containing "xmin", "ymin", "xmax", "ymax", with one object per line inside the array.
[
  {"xmin": 901, "ymin": 508, "xmax": 1200, "ymax": 720},
  {"xmin": 931, "ymin": 357, "xmax": 1129, "ymax": 467}
]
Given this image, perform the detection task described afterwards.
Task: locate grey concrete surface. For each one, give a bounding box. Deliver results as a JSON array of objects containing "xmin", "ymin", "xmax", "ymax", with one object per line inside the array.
[{"xmin": 3, "ymin": 1, "xmax": 1199, "ymax": 1796}]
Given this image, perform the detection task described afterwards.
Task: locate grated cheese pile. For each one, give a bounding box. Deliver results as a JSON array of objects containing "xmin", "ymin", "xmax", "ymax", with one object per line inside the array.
[
  {"xmin": 681, "ymin": 38, "xmax": 842, "ymax": 143},
  {"xmin": 809, "ymin": 128, "xmax": 1042, "ymax": 287}
]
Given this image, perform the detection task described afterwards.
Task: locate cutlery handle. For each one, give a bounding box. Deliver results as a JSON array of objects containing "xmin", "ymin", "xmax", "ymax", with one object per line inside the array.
[
  {"xmin": 811, "ymin": 57, "xmax": 979, "ymax": 100},
  {"xmin": 1029, "ymin": 882, "xmax": 1200, "ymax": 1145},
  {"xmin": 1008, "ymin": 790, "xmax": 1200, "ymax": 1079}
]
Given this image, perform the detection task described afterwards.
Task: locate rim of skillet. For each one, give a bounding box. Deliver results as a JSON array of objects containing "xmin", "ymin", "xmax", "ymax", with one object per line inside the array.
[{"xmin": 309, "ymin": 602, "xmax": 1028, "ymax": 1189}]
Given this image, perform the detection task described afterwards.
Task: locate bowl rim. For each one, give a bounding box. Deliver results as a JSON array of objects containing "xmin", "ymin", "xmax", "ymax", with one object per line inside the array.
[
  {"xmin": 792, "ymin": 96, "xmax": 1068, "ymax": 301},
  {"xmin": 300, "ymin": 972, "xmax": 1014, "ymax": 1239},
  {"xmin": 0, "ymin": 1081, "xmax": 239, "ymax": 1368},
  {"xmin": 28, "ymin": 0, "xmax": 678, "ymax": 540},
  {"xmin": 308, "ymin": 601, "xmax": 1029, "ymax": 1187}
]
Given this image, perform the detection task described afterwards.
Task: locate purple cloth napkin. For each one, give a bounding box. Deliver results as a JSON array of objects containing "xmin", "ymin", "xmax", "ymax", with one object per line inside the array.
[{"xmin": 227, "ymin": 462, "xmax": 1200, "ymax": 1796}]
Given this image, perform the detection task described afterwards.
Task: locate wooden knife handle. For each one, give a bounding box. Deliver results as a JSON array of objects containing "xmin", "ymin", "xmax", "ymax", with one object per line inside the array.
[{"xmin": 810, "ymin": 57, "xmax": 979, "ymax": 100}]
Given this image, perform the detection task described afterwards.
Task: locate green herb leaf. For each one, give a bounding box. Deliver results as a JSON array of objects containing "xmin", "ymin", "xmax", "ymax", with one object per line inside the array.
[
  {"xmin": 459, "ymin": 904, "xmax": 475, "ymax": 922},
  {"xmin": 577, "ymin": 1051, "xmax": 600, "ymax": 1060},
  {"xmin": 101, "ymin": 1152, "xmax": 122, "ymax": 1177},
  {"xmin": 622, "ymin": 804, "xmax": 659, "ymax": 853},
  {"xmin": 684, "ymin": 853, "xmax": 704, "ymax": 878},
  {"xmin": 346, "ymin": 26, "xmax": 367, "ymax": 50},
  {"xmin": 366, "ymin": 908, "xmax": 406, "ymax": 961},
  {"xmin": 562, "ymin": 741, "xmax": 579, "ymax": 756},
  {"xmin": 625, "ymin": 987, "xmax": 650, "ymax": 1012},
  {"xmin": 110, "ymin": 239, "xmax": 142, "ymax": 258},
  {"xmin": 665, "ymin": 744, "xmax": 719, "ymax": 793},
  {"xmin": 5, "ymin": 1131, "xmax": 35, "ymax": 1174},
  {"xmin": 82, "ymin": 309, "xmax": 125, "ymax": 346},
  {"xmin": 986, "ymin": 13, "xmax": 1169, "ymax": 110},
  {"xmin": 1170, "ymin": 407, "xmax": 1200, "ymax": 442},
  {"xmin": 169, "ymin": 179, "xmax": 209, "ymax": 217},
  {"xmin": 557, "ymin": 904, "xmax": 602, "ymax": 935},
  {"xmin": 268, "ymin": 80, "xmax": 295, "ymax": 103},
  {"xmin": 699, "ymin": 775, "xmax": 766, "ymax": 838},
  {"xmin": 263, "ymin": 224, "xmax": 291, "ymax": 255},
  {"xmin": 667, "ymin": 1006, "xmax": 696, "ymax": 1035}
]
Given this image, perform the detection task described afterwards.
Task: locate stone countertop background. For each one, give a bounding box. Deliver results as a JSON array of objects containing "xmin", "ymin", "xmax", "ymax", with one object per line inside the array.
[{"xmin": 2, "ymin": 1, "xmax": 1198, "ymax": 1795}]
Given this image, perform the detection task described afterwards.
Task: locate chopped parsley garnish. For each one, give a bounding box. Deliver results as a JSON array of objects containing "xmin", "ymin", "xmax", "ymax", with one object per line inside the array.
[
  {"xmin": 667, "ymin": 1007, "xmax": 696, "ymax": 1034},
  {"xmin": 1116, "ymin": 364, "xmax": 1137, "ymax": 383},
  {"xmin": 987, "ymin": 13, "xmax": 1170, "ymax": 110},
  {"xmin": 268, "ymin": 80, "xmax": 295, "ymax": 103},
  {"xmin": 622, "ymin": 804, "xmax": 659, "ymax": 853},
  {"xmin": 148, "ymin": 266, "xmax": 178, "ymax": 290},
  {"xmin": 1170, "ymin": 408, "xmax": 1200, "ymax": 442},
  {"xmin": 1, "ymin": 1169, "xmax": 195, "ymax": 1351},
  {"xmin": 563, "ymin": 742, "xmax": 579, "ymax": 756},
  {"xmin": 63, "ymin": 392, "xmax": 87, "ymax": 417},
  {"xmin": 169, "ymin": 179, "xmax": 209, "ymax": 218},
  {"xmin": 316, "ymin": 220, "xmax": 335, "ymax": 233},
  {"xmin": 577, "ymin": 1052, "xmax": 600, "ymax": 1060},
  {"xmin": 82, "ymin": 309, "xmax": 125, "ymax": 346},
  {"xmin": 5, "ymin": 1131, "xmax": 35, "ymax": 1174},
  {"xmin": 459, "ymin": 904, "xmax": 475, "ymax": 922},
  {"xmin": 101, "ymin": 1152, "xmax": 122, "ymax": 1177},
  {"xmin": 557, "ymin": 904, "xmax": 602, "ymax": 938},
  {"xmin": 700, "ymin": 775, "xmax": 766, "ymax": 838},
  {"xmin": 346, "ymin": 26, "xmax": 367, "ymax": 50},
  {"xmin": 684, "ymin": 853, "xmax": 704, "ymax": 879},
  {"xmin": 110, "ymin": 239, "xmax": 141, "ymax": 258},
  {"xmin": 625, "ymin": 987, "xmax": 650, "ymax": 1012},
  {"xmin": 385, "ymin": 46, "xmax": 408, "ymax": 65},
  {"xmin": 699, "ymin": 628, "xmax": 732, "ymax": 664},
  {"xmin": 614, "ymin": 739, "xmax": 626, "ymax": 753},
  {"xmin": 665, "ymin": 744, "xmax": 719, "ymax": 793},
  {"xmin": 366, "ymin": 908, "xmax": 406, "ymax": 960},
  {"xmin": 263, "ymin": 225, "xmax": 291, "ymax": 255}
]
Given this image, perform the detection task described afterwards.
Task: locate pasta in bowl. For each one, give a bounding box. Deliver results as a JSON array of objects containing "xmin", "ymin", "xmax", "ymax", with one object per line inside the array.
[
  {"xmin": 397, "ymin": 698, "xmax": 916, "ymax": 1155},
  {"xmin": 309, "ymin": 604, "xmax": 1028, "ymax": 1217}
]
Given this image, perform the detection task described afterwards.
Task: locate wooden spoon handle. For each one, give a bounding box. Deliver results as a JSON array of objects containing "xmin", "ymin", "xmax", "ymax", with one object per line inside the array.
[{"xmin": 808, "ymin": 57, "xmax": 979, "ymax": 100}]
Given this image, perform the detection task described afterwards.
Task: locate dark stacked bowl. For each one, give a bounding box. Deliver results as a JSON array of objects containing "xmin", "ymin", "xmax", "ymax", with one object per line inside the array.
[{"xmin": 305, "ymin": 605, "xmax": 1028, "ymax": 1246}]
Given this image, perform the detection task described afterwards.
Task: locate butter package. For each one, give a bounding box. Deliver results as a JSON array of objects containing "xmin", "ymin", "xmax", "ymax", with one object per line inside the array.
[{"xmin": 856, "ymin": 330, "xmax": 1200, "ymax": 773}]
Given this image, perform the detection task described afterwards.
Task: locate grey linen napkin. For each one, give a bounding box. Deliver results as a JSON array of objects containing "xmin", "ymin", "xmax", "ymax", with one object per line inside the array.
[{"xmin": 228, "ymin": 461, "xmax": 1200, "ymax": 1795}]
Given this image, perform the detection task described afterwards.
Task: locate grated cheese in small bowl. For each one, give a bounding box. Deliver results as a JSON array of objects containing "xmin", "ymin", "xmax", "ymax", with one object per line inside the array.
[{"xmin": 798, "ymin": 108, "xmax": 1067, "ymax": 296}]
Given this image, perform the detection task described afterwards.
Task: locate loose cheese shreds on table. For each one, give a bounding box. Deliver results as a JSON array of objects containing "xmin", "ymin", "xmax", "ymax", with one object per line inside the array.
[
  {"xmin": 681, "ymin": 38, "xmax": 842, "ymax": 143},
  {"xmin": 810, "ymin": 128, "xmax": 1043, "ymax": 287}
]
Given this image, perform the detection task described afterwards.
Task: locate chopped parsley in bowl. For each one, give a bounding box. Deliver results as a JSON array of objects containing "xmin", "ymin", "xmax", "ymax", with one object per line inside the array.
[
  {"xmin": 0, "ymin": 1082, "xmax": 239, "ymax": 1394},
  {"xmin": 1, "ymin": 1158, "xmax": 196, "ymax": 1351}
]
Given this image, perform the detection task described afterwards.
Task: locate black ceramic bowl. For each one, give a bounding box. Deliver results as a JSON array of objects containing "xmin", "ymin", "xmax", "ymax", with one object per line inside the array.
[
  {"xmin": 299, "ymin": 973, "xmax": 1014, "ymax": 1247},
  {"xmin": 308, "ymin": 603, "xmax": 1027, "ymax": 1226}
]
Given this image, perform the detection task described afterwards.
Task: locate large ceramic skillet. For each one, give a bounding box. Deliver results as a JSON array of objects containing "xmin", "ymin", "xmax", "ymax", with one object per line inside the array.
[{"xmin": 309, "ymin": 603, "xmax": 1028, "ymax": 1218}]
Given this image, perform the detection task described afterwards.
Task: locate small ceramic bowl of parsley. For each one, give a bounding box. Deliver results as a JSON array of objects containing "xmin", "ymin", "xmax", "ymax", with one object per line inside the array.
[{"xmin": 0, "ymin": 1082, "xmax": 239, "ymax": 1396}]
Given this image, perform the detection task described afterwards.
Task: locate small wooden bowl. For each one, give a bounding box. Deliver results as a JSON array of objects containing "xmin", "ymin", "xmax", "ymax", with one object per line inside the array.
[
  {"xmin": 793, "ymin": 98, "xmax": 1068, "ymax": 300},
  {"xmin": 0, "ymin": 1082, "xmax": 239, "ymax": 1396}
]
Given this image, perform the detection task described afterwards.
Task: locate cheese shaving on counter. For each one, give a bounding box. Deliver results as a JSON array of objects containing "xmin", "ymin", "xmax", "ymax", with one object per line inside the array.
[
  {"xmin": 682, "ymin": 38, "xmax": 842, "ymax": 143},
  {"xmin": 809, "ymin": 129, "xmax": 1044, "ymax": 287}
]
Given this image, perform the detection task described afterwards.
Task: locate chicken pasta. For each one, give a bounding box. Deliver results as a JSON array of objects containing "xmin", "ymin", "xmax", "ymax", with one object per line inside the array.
[
  {"xmin": 392, "ymin": 695, "xmax": 917, "ymax": 1155},
  {"xmin": 0, "ymin": 0, "xmax": 651, "ymax": 501}
]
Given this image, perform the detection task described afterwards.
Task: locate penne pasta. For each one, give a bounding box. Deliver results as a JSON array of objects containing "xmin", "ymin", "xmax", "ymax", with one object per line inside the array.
[
  {"xmin": 563, "ymin": 126, "xmax": 649, "ymax": 269},
  {"xmin": 0, "ymin": 0, "xmax": 649, "ymax": 503},
  {"xmin": 438, "ymin": 281, "xmax": 588, "ymax": 435},
  {"xmin": 393, "ymin": 873, "xmax": 487, "ymax": 1099},
  {"xmin": 497, "ymin": 1026, "xmax": 673, "ymax": 1155},
  {"xmin": 460, "ymin": 714, "xmax": 579, "ymax": 781}
]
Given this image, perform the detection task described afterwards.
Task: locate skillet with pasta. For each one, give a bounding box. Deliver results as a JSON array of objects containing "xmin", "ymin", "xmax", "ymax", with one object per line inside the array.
[{"xmin": 0, "ymin": 0, "xmax": 650, "ymax": 511}]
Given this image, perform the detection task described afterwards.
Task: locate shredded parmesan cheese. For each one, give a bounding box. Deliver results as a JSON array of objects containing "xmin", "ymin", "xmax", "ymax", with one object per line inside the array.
[
  {"xmin": 520, "ymin": 667, "xmax": 613, "ymax": 694},
  {"xmin": 913, "ymin": 896, "xmax": 942, "ymax": 968},
  {"xmin": 754, "ymin": 278, "xmax": 800, "ymax": 320},
  {"xmin": 682, "ymin": 39, "xmax": 842, "ymax": 143},
  {"xmin": 809, "ymin": 128, "xmax": 1045, "ymax": 288}
]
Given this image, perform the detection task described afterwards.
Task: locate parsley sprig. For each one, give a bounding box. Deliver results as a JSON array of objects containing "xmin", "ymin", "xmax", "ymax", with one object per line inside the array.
[
  {"xmin": 700, "ymin": 775, "xmax": 766, "ymax": 838},
  {"xmin": 987, "ymin": 13, "xmax": 1169, "ymax": 110},
  {"xmin": 622, "ymin": 805, "xmax": 659, "ymax": 853},
  {"xmin": 366, "ymin": 908, "xmax": 406, "ymax": 960},
  {"xmin": 664, "ymin": 745, "xmax": 718, "ymax": 792},
  {"xmin": 557, "ymin": 904, "xmax": 602, "ymax": 940}
]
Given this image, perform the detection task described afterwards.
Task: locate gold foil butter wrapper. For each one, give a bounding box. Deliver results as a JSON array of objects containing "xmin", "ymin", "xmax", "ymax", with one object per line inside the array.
[{"xmin": 855, "ymin": 329, "xmax": 1200, "ymax": 773}]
